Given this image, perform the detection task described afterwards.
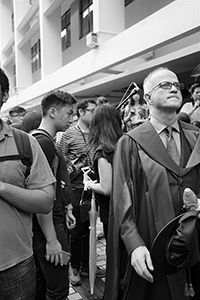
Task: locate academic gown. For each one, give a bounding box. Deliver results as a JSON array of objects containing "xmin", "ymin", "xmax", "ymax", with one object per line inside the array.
[{"xmin": 104, "ymin": 120, "xmax": 200, "ymax": 300}]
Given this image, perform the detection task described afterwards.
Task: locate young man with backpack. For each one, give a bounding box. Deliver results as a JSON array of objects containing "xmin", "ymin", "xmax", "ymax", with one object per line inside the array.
[
  {"xmin": 0, "ymin": 69, "xmax": 55, "ymax": 299},
  {"xmin": 31, "ymin": 90, "xmax": 77, "ymax": 300}
]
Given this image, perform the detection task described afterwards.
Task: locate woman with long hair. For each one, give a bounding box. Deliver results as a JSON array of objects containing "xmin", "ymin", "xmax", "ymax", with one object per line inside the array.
[
  {"xmin": 122, "ymin": 90, "xmax": 149, "ymax": 132},
  {"xmin": 83, "ymin": 104, "xmax": 123, "ymax": 240}
]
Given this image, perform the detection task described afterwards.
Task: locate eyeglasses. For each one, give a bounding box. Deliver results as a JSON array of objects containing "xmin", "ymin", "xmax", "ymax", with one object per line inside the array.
[
  {"xmin": 85, "ymin": 108, "xmax": 95, "ymax": 114},
  {"xmin": 149, "ymin": 81, "xmax": 184, "ymax": 94},
  {"xmin": 11, "ymin": 112, "xmax": 26, "ymax": 118}
]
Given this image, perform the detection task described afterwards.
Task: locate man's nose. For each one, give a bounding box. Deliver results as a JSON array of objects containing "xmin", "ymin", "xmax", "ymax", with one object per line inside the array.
[{"xmin": 170, "ymin": 84, "xmax": 178, "ymax": 92}]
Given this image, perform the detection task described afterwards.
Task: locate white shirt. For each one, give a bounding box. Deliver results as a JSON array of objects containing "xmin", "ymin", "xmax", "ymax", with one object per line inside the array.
[
  {"xmin": 150, "ymin": 116, "xmax": 181, "ymax": 155},
  {"xmin": 181, "ymin": 102, "xmax": 200, "ymax": 123}
]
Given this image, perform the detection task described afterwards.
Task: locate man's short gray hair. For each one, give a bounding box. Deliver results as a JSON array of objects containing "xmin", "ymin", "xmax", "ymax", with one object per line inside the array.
[{"xmin": 143, "ymin": 67, "xmax": 170, "ymax": 95}]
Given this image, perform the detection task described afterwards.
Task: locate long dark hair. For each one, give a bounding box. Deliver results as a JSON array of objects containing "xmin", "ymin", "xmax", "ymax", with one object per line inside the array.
[
  {"xmin": 130, "ymin": 90, "xmax": 145, "ymax": 106},
  {"xmin": 88, "ymin": 104, "xmax": 123, "ymax": 152}
]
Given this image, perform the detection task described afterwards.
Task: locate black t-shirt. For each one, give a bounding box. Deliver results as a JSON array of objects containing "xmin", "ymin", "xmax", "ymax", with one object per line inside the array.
[
  {"xmin": 32, "ymin": 131, "xmax": 72, "ymax": 237},
  {"xmin": 93, "ymin": 145, "xmax": 113, "ymax": 224}
]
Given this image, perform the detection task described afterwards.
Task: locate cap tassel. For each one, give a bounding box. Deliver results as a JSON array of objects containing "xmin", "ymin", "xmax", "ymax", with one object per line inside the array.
[
  {"xmin": 184, "ymin": 268, "xmax": 195, "ymax": 297},
  {"xmin": 188, "ymin": 284, "xmax": 195, "ymax": 297},
  {"xmin": 184, "ymin": 283, "xmax": 189, "ymax": 297}
]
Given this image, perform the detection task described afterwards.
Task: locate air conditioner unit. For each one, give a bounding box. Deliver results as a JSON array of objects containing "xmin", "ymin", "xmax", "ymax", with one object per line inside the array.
[{"xmin": 86, "ymin": 32, "xmax": 98, "ymax": 49}]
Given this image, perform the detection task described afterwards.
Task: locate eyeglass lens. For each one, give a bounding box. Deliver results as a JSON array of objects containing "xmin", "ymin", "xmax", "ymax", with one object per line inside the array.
[{"xmin": 160, "ymin": 82, "xmax": 184, "ymax": 90}]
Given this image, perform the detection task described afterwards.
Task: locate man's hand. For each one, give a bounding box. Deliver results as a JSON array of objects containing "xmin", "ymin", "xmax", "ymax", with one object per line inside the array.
[
  {"xmin": 183, "ymin": 188, "xmax": 200, "ymax": 211},
  {"xmin": 66, "ymin": 209, "xmax": 76, "ymax": 230},
  {"xmin": 131, "ymin": 246, "xmax": 154, "ymax": 283},
  {"xmin": 46, "ymin": 239, "xmax": 63, "ymax": 266},
  {"xmin": 83, "ymin": 169, "xmax": 97, "ymax": 187},
  {"xmin": 194, "ymin": 100, "xmax": 200, "ymax": 110}
]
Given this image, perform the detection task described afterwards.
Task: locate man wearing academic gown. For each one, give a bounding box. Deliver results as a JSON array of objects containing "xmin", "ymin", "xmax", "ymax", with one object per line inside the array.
[{"xmin": 104, "ymin": 67, "xmax": 200, "ymax": 300}]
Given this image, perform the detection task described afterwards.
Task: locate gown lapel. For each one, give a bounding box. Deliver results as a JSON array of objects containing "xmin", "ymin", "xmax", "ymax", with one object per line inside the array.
[
  {"xmin": 182, "ymin": 126, "xmax": 200, "ymax": 168},
  {"xmin": 127, "ymin": 120, "xmax": 200, "ymax": 176},
  {"xmin": 127, "ymin": 121, "xmax": 180, "ymax": 175}
]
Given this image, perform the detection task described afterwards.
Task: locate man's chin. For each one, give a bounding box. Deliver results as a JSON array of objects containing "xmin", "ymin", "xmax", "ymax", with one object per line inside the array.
[
  {"xmin": 167, "ymin": 101, "xmax": 182, "ymax": 111},
  {"xmin": 160, "ymin": 104, "xmax": 180, "ymax": 113},
  {"xmin": 62, "ymin": 124, "xmax": 70, "ymax": 131}
]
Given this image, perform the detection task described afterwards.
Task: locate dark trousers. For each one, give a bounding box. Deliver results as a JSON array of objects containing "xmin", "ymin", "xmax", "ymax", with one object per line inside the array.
[
  {"xmin": 0, "ymin": 255, "xmax": 36, "ymax": 300},
  {"xmin": 33, "ymin": 223, "xmax": 69, "ymax": 300},
  {"xmin": 70, "ymin": 188, "xmax": 90, "ymax": 269}
]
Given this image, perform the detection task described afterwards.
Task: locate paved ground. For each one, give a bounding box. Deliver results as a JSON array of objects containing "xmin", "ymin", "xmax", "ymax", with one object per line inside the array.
[{"xmin": 67, "ymin": 218, "xmax": 106, "ymax": 300}]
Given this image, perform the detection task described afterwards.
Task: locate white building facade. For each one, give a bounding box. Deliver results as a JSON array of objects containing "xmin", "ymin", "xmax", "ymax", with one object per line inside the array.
[{"xmin": 0, "ymin": 0, "xmax": 200, "ymax": 115}]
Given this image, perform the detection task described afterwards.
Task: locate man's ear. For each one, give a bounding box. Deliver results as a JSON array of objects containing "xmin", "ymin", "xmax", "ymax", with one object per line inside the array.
[
  {"xmin": 144, "ymin": 94, "xmax": 151, "ymax": 104},
  {"xmin": 2, "ymin": 91, "xmax": 9, "ymax": 103},
  {"xmin": 78, "ymin": 108, "xmax": 85, "ymax": 116},
  {"xmin": 49, "ymin": 106, "xmax": 57, "ymax": 118}
]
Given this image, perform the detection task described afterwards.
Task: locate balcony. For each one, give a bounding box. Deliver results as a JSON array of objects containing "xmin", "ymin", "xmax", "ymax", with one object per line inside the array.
[
  {"xmin": 2, "ymin": 35, "xmax": 14, "ymax": 54},
  {"xmin": 18, "ymin": 19, "xmax": 39, "ymax": 49},
  {"xmin": 17, "ymin": 0, "xmax": 39, "ymax": 32},
  {"xmin": 44, "ymin": 0, "xmax": 72, "ymax": 17}
]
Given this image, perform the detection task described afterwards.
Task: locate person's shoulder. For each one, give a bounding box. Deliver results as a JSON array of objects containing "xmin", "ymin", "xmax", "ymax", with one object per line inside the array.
[
  {"xmin": 62, "ymin": 125, "xmax": 78, "ymax": 137},
  {"xmin": 31, "ymin": 130, "xmax": 53, "ymax": 147},
  {"xmin": 182, "ymin": 101, "xmax": 192, "ymax": 107},
  {"xmin": 95, "ymin": 145, "xmax": 114, "ymax": 163},
  {"xmin": 28, "ymin": 133, "xmax": 43, "ymax": 149},
  {"xmin": 34, "ymin": 132, "xmax": 51, "ymax": 142},
  {"xmin": 11, "ymin": 126, "xmax": 32, "ymax": 142},
  {"xmin": 180, "ymin": 101, "xmax": 193, "ymax": 111},
  {"xmin": 66, "ymin": 125, "xmax": 77, "ymax": 133},
  {"xmin": 96, "ymin": 145, "xmax": 113, "ymax": 154},
  {"xmin": 117, "ymin": 132, "xmax": 135, "ymax": 146},
  {"xmin": 10, "ymin": 122, "xmax": 22, "ymax": 130},
  {"xmin": 179, "ymin": 120, "xmax": 199, "ymax": 132}
]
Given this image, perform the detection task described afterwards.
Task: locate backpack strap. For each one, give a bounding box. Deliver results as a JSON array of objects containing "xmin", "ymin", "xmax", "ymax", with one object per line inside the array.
[
  {"xmin": 31, "ymin": 129, "xmax": 59, "ymax": 178},
  {"xmin": 12, "ymin": 128, "xmax": 33, "ymax": 179}
]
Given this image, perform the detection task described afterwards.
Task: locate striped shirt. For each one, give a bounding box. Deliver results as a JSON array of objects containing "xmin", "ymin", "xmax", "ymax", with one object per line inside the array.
[{"xmin": 58, "ymin": 125, "xmax": 94, "ymax": 186}]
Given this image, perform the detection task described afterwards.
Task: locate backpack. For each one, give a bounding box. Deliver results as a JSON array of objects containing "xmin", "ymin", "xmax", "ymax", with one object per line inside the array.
[
  {"xmin": 0, "ymin": 127, "xmax": 33, "ymax": 179},
  {"xmin": 31, "ymin": 129, "xmax": 73, "ymax": 206}
]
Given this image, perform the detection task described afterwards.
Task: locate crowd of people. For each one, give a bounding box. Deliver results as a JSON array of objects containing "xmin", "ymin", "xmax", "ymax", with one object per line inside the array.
[{"xmin": 0, "ymin": 65, "xmax": 200, "ymax": 300}]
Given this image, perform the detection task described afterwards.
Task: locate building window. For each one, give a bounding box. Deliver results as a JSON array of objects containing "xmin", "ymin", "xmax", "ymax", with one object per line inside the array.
[
  {"xmin": 13, "ymin": 64, "xmax": 16, "ymax": 88},
  {"xmin": 61, "ymin": 9, "xmax": 71, "ymax": 51},
  {"xmin": 125, "ymin": 0, "xmax": 134, "ymax": 6},
  {"xmin": 80, "ymin": 0, "xmax": 93, "ymax": 38},
  {"xmin": 31, "ymin": 39, "xmax": 41, "ymax": 73}
]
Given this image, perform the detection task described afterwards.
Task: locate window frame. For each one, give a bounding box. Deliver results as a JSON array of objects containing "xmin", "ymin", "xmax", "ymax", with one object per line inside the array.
[
  {"xmin": 79, "ymin": 0, "xmax": 93, "ymax": 38},
  {"xmin": 31, "ymin": 39, "xmax": 41, "ymax": 74},
  {"xmin": 61, "ymin": 9, "xmax": 71, "ymax": 51}
]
